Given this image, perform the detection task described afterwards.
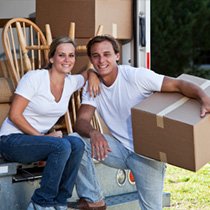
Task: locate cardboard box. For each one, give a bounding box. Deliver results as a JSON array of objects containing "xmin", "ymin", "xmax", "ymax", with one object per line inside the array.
[
  {"xmin": 0, "ymin": 104, "xmax": 10, "ymax": 126},
  {"xmin": 131, "ymin": 74, "xmax": 210, "ymax": 171},
  {"xmin": 0, "ymin": 77, "xmax": 14, "ymax": 126},
  {"xmin": 36, "ymin": 0, "xmax": 132, "ymax": 39},
  {"xmin": 0, "ymin": 78, "xmax": 14, "ymax": 103}
]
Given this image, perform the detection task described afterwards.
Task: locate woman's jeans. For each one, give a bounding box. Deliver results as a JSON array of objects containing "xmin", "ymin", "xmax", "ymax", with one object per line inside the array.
[
  {"xmin": 0, "ymin": 133, "xmax": 84, "ymax": 207},
  {"xmin": 71, "ymin": 133, "xmax": 166, "ymax": 210}
]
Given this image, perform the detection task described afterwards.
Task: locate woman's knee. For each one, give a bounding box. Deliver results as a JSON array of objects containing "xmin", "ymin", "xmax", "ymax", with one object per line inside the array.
[
  {"xmin": 66, "ymin": 136, "xmax": 85, "ymax": 152},
  {"xmin": 53, "ymin": 138, "xmax": 72, "ymax": 156}
]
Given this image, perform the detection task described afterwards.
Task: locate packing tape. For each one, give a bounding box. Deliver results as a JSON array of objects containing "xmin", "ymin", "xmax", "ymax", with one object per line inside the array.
[
  {"xmin": 159, "ymin": 152, "xmax": 167, "ymax": 162},
  {"xmin": 156, "ymin": 80, "xmax": 210, "ymax": 128}
]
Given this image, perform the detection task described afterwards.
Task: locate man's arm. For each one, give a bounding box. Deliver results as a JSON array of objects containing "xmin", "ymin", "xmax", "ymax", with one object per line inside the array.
[
  {"xmin": 161, "ymin": 76, "xmax": 210, "ymax": 117},
  {"xmin": 74, "ymin": 104, "xmax": 111, "ymax": 160}
]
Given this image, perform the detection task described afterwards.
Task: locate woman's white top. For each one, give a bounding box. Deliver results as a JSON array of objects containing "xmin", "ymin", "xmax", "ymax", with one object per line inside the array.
[{"xmin": 0, "ymin": 69, "xmax": 84, "ymax": 136}]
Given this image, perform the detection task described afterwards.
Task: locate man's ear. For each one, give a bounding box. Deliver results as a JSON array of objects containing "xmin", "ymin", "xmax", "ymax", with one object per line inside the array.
[{"xmin": 116, "ymin": 53, "xmax": 120, "ymax": 62}]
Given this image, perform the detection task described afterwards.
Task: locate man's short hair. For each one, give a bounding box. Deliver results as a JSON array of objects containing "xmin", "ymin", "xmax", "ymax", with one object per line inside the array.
[{"xmin": 87, "ymin": 35, "xmax": 120, "ymax": 57}]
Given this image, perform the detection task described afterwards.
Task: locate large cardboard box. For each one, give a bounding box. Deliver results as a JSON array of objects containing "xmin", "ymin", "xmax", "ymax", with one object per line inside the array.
[
  {"xmin": 131, "ymin": 74, "xmax": 210, "ymax": 172},
  {"xmin": 36, "ymin": 0, "xmax": 132, "ymax": 39},
  {"xmin": 0, "ymin": 77, "xmax": 14, "ymax": 126},
  {"xmin": 0, "ymin": 78, "xmax": 14, "ymax": 103},
  {"xmin": 0, "ymin": 104, "xmax": 10, "ymax": 126}
]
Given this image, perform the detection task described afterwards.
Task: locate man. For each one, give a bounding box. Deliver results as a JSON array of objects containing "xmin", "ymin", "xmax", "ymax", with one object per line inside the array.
[{"xmin": 69, "ymin": 35, "xmax": 210, "ymax": 210}]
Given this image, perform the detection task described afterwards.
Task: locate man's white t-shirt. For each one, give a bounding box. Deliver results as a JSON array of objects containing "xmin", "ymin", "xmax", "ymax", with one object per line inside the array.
[
  {"xmin": 82, "ymin": 65, "xmax": 164, "ymax": 152},
  {"xmin": 0, "ymin": 69, "xmax": 84, "ymax": 136}
]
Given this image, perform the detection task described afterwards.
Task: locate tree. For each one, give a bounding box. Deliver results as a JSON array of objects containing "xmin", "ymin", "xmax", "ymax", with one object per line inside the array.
[{"xmin": 151, "ymin": 0, "xmax": 210, "ymax": 77}]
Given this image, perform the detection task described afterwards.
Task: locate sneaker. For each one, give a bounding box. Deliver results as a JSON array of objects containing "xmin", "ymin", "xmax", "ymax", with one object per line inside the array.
[
  {"xmin": 27, "ymin": 201, "xmax": 56, "ymax": 210},
  {"xmin": 54, "ymin": 206, "xmax": 67, "ymax": 210}
]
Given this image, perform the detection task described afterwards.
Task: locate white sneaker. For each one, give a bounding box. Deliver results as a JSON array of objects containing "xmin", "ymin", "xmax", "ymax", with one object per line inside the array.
[
  {"xmin": 27, "ymin": 201, "xmax": 56, "ymax": 210},
  {"xmin": 54, "ymin": 206, "xmax": 67, "ymax": 210}
]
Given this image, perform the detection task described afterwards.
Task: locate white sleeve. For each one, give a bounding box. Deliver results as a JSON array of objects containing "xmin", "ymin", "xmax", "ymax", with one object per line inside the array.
[
  {"xmin": 134, "ymin": 68, "xmax": 164, "ymax": 96},
  {"xmin": 73, "ymin": 74, "xmax": 85, "ymax": 90},
  {"xmin": 65, "ymin": 74, "xmax": 85, "ymax": 92},
  {"xmin": 15, "ymin": 71, "xmax": 38, "ymax": 100},
  {"xmin": 81, "ymin": 82, "xmax": 97, "ymax": 107}
]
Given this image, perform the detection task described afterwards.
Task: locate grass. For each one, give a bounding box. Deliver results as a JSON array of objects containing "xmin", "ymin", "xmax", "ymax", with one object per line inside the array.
[{"xmin": 163, "ymin": 163, "xmax": 210, "ymax": 209}]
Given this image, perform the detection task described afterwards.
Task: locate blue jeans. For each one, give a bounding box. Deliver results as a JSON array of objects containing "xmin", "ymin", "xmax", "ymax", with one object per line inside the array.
[
  {"xmin": 0, "ymin": 133, "xmax": 84, "ymax": 207},
  {"xmin": 71, "ymin": 133, "xmax": 166, "ymax": 210}
]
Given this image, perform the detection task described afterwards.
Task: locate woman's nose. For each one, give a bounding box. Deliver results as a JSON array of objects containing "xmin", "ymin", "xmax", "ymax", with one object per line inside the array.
[{"xmin": 64, "ymin": 56, "xmax": 70, "ymax": 62}]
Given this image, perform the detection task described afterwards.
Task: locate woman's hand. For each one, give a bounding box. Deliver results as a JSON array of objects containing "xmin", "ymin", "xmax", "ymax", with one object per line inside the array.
[
  {"xmin": 46, "ymin": 130, "xmax": 63, "ymax": 138},
  {"xmin": 87, "ymin": 70, "xmax": 100, "ymax": 97}
]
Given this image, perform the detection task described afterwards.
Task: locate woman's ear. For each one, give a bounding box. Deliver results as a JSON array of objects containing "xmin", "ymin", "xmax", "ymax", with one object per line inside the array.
[{"xmin": 49, "ymin": 58, "xmax": 54, "ymax": 64}]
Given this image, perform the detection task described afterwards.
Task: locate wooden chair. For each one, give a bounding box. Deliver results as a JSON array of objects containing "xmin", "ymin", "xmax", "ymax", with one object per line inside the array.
[
  {"xmin": 2, "ymin": 17, "xmax": 72, "ymax": 134},
  {"xmin": 2, "ymin": 18, "xmax": 48, "ymax": 87}
]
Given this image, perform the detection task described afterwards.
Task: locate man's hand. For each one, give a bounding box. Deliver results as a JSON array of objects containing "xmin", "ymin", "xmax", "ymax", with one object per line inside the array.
[
  {"xmin": 90, "ymin": 130, "xmax": 111, "ymax": 161},
  {"xmin": 200, "ymin": 96, "xmax": 210, "ymax": 117}
]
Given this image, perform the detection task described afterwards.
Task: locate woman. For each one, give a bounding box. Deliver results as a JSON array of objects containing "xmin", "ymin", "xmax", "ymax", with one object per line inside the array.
[{"xmin": 0, "ymin": 36, "xmax": 99, "ymax": 210}]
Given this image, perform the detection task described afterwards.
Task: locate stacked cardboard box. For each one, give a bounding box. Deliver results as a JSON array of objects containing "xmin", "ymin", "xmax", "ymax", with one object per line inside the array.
[
  {"xmin": 36, "ymin": 1, "xmax": 129, "ymax": 73},
  {"xmin": 36, "ymin": 0, "xmax": 132, "ymax": 39}
]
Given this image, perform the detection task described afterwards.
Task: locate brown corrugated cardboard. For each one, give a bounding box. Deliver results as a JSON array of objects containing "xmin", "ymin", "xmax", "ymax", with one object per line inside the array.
[
  {"xmin": 0, "ymin": 104, "xmax": 10, "ymax": 126},
  {"xmin": 36, "ymin": 0, "xmax": 132, "ymax": 39},
  {"xmin": 0, "ymin": 78, "xmax": 13, "ymax": 126},
  {"xmin": 0, "ymin": 78, "xmax": 14, "ymax": 103},
  {"xmin": 131, "ymin": 74, "xmax": 210, "ymax": 172}
]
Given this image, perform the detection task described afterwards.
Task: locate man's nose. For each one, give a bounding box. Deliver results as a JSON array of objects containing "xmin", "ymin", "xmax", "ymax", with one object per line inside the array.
[{"xmin": 99, "ymin": 56, "xmax": 105, "ymax": 63}]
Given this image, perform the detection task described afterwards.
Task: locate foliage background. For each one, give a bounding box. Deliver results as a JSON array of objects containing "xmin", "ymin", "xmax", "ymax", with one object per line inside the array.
[{"xmin": 151, "ymin": 0, "xmax": 210, "ymax": 78}]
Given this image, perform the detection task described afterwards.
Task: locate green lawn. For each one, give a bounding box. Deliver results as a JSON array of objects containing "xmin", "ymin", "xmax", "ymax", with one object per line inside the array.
[{"xmin": 164, "ymin": 163, "xmax": 210, "ymax": 209}]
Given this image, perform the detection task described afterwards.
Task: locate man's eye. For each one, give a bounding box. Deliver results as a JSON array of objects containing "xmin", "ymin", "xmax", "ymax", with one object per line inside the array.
[{"xmin": 92, "ymin": 54, "xmax": 99, "ymax": 58}]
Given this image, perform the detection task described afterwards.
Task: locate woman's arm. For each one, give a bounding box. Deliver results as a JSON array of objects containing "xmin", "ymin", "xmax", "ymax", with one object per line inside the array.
[
  {"xmin": 81, "ymin": 64, "xmax": 100, "ymax": 97},
  {"xmin": 9, "ymin": 94, "xmax": 63, "ymax": 137},
  {"xmin": 9, "ymin": 94, "xmax": 42, "ymax": 135}
]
